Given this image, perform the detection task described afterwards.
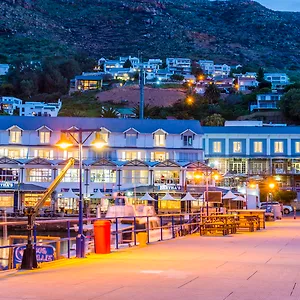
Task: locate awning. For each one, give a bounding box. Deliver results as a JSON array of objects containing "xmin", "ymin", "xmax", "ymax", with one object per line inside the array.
[
  {"xmin": 89, "ymin": 191, "xmax": 106, "ymax": 199},
  {"xmin": 181, "ymin": 192, "xmax": 196, "ymax": 201},
  {"xmin": 232, "ymin": 195, "xmax": 245, "ymax": 201},
  {"xmin": 223, "ymin": 191, "xmax": 237, "ymax": 200},
  {"xmin": 58, "ymin": 189, "xmax": 79, "ymax": 199},
  {"xmin": 140, "ymin": 192, "xmax": 156, "ymax": 201},
  {"xmin": 162, "ymin": 193, "xmax": 176, "ymax": 200}
]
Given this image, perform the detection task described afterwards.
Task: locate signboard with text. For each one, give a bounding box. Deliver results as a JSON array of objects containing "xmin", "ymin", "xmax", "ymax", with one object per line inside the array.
[
  {"xmin": 157, "ymin": 184, "xmax": 181, "ymax": 191},
  {"xmin": 13, "ymin": 245, "xmax": 55, "ymax": 268}
]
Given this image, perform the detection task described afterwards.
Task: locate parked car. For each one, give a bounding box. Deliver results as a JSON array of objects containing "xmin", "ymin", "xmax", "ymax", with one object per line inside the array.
[{"xmin": 260, "ymin": 201, "xmax": 293, "ymax": 215}]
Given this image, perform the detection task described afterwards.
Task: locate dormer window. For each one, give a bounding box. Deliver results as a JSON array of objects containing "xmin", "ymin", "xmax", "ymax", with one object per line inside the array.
[
  {"xmin": 37, "ymin": 126, "xmax": 52, "ymax": 144},
  {"xmin": 99, "ymin": 127, "xmax": 110, "ymax": 143},
  {"xmin": 181, "ymin": 129, "xmax": 196, "ymax": 147},
  {"xmin": 183, "ymin": 135, "xmax": 193, "ymax": 147},
  {"xmin": 124, "ymin": 128, "xmax": 139, "ymax": 147},
  {"xmin": 8, "ymin": 126, "xmax": 23, "ymax": 144},
  {"xmin": 40, "ymin": 131, "xmax": 50, "ymax": 144},
  {"xmin": 153, "ymin": 129, "xmax": 167, "ymax": 147}
]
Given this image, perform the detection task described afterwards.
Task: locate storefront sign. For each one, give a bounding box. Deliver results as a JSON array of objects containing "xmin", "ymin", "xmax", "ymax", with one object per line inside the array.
[
  {"xmin": 157, "ymin": 184, "xmax": 182, "ymax": 191},
  {"xmin": 0, "ymin": 182, "xmax": 14, "ymax": 189},
  {"xmin": 13, "ymin": 245, "xmax": 55, "ymax": 268}
]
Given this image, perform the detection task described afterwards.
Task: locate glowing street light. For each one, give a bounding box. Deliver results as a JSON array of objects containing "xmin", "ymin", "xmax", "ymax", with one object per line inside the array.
[{"xmin": 57, "ymin": 129, "xmax": 107, "ymax": 258}]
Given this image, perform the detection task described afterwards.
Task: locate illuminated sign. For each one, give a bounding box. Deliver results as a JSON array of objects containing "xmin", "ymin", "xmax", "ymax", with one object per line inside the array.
[
  {"xmin": 157, "ymin": 184, "xmax": 181, "ymax": 191},
  {"xmin": 0, "ymin": 182, "xmax": 14, "ymax": 189}
]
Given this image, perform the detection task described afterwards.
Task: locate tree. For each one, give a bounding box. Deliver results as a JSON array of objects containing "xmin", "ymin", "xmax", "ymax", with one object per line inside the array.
[
  {"xmin": 191, "ymin": 61, "xmax": 203, "ymax": 78},
  {"xmin": 123, "ymin": 59, "xmax": 132, "ymax": 68},
  {"xmin": 274, "ymin": 190, "xmax": 297, "ymax": 205},
  {"xmin": 100, "ymin": 107, "xmax": 118, "ymax": 118},
  {"xmin": 203, "ymin": 114, "xmax": 225, "ymax": 126},
  {"xmin": 256, "ymin": 67, "xmax": 265, "ymax": 83},
  {"xmin": 133, "ymin": 104, "xmax": 154, "ymax": 118},
  {"xmin": 204, "ymin": 84, "xmax": 220, "ymax": 104},
  {"xmin": 258, "ymin": 80, "xmax": 272, "ymax": 90},
  {"xmin": 280, "ymin": 89, "xmax": 300, "ymax": 122}
]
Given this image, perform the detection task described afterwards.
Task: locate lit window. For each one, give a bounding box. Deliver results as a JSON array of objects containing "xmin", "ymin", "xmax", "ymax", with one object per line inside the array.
[
  {"xmin": 254, "ymin": 141, "xmax": 262, "ymax": 153},
  {"xmin": 296, "ymin": 142, "xmax": 300, "ymax": 153},
  {"xmin": 274, "ymin": 141, "xmax": 283, "ymax": 153},
  {"xmin": 151, "ymin": 152, "xmax": 169, "ymax": 161},
  {"xmin": 123, "ymin": 170, "xmax": 149, "ymax": 184},
  {"xmin": 183, "ymin": 135, "xmax": 193, "ymax": 147},
  {"xmin": 121, "ymin": 151, "xmax": 141, "ymax": 161},
  {"xmin": 60, "ymin": 169, "xmax": 82, "ymax": 182},
  {"xmin": 90, "ymin": 169, "xmax": 116, "ymax": 183},
  {"xmin": 34, "ymin": 149, "xmax": 54, "ymax": 159},
  {"xmin": 40, "ymin": 131, "xmax": 50, "ymax": 144},
  {"xmin": 233, "ymin": 142, "xmax": 242, "ymax": 153},
  {"xmin": 154, "ymin": 134, "xmax": 166, "ymax": 147},
  {"xmin": 213, "ymin": 141, "xmax": 221, "ymax": 153},
  {"xmin": 10, "ymin": 130, "xmax": 21, "ymax": 144},
  {"xmin": 27, "ymin": 169, "xmax": 52, "ymax": 182},
  {"xmin": 63, "ymin": 150, "xmax": 79, "ymax": 160}
]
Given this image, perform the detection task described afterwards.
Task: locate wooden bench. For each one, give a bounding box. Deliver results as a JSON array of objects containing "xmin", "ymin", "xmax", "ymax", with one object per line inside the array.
[{"xmin": 200, "ymin": 215, "xmax": 237, "ymax": 236}]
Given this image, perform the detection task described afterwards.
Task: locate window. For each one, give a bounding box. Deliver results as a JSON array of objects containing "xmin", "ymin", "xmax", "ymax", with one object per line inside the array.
[
  {"xmin": 123, "ymin": 170, "xmax": 148, "ymax": 184},
  {"xmin": 233, "ymin": 142, "xmax": 242, "ymax": 153},
  {"xmin": 154, "ymin": 170, "xmax": 180, "ymax": 184},
  {"xmin": 60, "ymin": 169, "xmax": 82, "ymax": 182},
  {"xmin": 0, "ymin": 168, "xmax": 19, "ymax": 182},
  {"xmin": 0, "ymin": 148, "xmax": 8, "ymax": 157},
  {"xmin": 183, "ymin": 135, "xmax": 193, "ymax": 147},
  {"xmin": 178, "ymin": 152, "xmax": 198, "ymax": 161},
  {"xmin": 296, "ymin": 142, "xmax": 300, "ymax": 153},
  {"xmin": 10, "ymin": 130, "xmax": 21, "ymax": 144},
  {"xmin": 40, "ymin": 131, "xmax": 50, "ymax": 144},
  {"xmin": 27, "ymin": 169, "xmax": 52, "ymax": 182},
  {"xmin": 6, "ymin": 148, "xmax": 27, "ymax": 159},
  {"xmin": 213, "ymin": 141, "xmax": 221, "ymax": 153},
  {"xmin": 254, "ymin": 141, "xmax": 263, "ymax": 153},
  {"xmin": 154, "ymin": 133, "xmax": 166, "ymax": 147},
  {"xmin": 126, "ymin": 133, "xmax": 137, "ymax": 146},
  {"xmin": 90, "ymin": 169, "xmax": 116, "ymax": 183},
  {"xmin": 121, "ymin": 151, "xmax": 141, "ymax": 161},
  {"xmin": 0, "ymin": 194, "xmax": 14, "ymax": 207},
  {"xmin": 34, "ymin": 149, "xmax": 54, "ymax": 159},
  {"xmin": 150, "ymin": 152, "xmax": 169, "ymax": 161},
  {"xmin": 63, "ymin": 150, "xmax": 79, "ymax": 160},
  {"xmin": 274, "ymin": 141, "xmax": 283, "ymax": 153}
]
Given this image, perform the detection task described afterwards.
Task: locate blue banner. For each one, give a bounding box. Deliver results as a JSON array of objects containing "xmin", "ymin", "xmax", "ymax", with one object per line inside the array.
[{"xmin": 13, "ymin": 245, "xmax": 55, "ymax": 268}]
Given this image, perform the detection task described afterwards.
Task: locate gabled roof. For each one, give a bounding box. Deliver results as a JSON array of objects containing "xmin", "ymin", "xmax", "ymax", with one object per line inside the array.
[
  {"xmin": 180, "ymin": 129, "xmax": 197, "ymax": 135},
  {"xmin": 124, "ymin": 159, "xmax": 149, "ymax": 167},
  {"xmin": 7, "ymin": 125, "xmax": 23, "ymax": 131},
  {"xmin": 155, "ymin": 160, "xmax": 181, "ymax": 168},
  {"xmin": 36, "ymin": 125, "xmax": 53, "ymax": 132},
  {"xmin": 25, "ymin": 157, "xmax": 52, "ymax": 165},
  {"xmin": 152, "ymin": 128, "xmax": 168, "ymax": 135},
  {"xmin": 0, "ymin": 156, "xmax": 20, "ymax": 165},
  {"xmin": 0, "ymin": 116, "xmax": 203, "ymax": 135},
  {"xmin": 123, "ymin": 127, "xmax": 140, "ymax": 134},
  {"xmin": 58, "ymin": 159, "xmax": 80, "ymax": 166},
  {"xmin": 185, "ymin": 161, "xmax": 213, "ymax": 171},
  {"xmin": 90, "ymin": 158, "xmax": 117, "ymax": 167}
]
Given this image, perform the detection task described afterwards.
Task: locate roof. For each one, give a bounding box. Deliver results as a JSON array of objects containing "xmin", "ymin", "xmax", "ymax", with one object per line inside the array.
[
  {"xmin": 75, "ymin": 75, "xmax": 104, "ymax": 80},
  {"xmin": 115, "ymin": 108, "xmax": 135, "ymax": 115},
  {"xmin": 0, "ymin": 116, "xmax": 203, "ymax": 134},
  {"xmin": 203, "ymin": 126, "xmax": 300, "ymax": 135}
]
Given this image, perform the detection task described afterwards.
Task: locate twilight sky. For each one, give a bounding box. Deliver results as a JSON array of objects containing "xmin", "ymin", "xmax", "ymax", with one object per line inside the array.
[{"xmin": 258, "ymin": 0, "xmax": 300, "ymax": 11}]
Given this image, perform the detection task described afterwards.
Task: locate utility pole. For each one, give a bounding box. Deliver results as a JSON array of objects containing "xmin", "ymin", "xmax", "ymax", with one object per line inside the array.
[{"xmin": 139, "ymin": 55, "xmax": 144, "ymax": 119}]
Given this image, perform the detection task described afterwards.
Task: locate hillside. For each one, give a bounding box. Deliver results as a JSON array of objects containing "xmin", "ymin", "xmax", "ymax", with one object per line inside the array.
[{"xmin": 1, "ymin": 0, "xmax": 300, "ymax": 69}]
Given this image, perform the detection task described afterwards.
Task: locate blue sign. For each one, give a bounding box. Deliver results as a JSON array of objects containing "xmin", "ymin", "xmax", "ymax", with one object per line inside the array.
[{"xmin": 13, "ymin": 245, "xmax": 55, "ymax": 268}]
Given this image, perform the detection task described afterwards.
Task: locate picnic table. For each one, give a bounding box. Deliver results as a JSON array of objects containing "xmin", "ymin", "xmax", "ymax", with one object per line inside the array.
[
  {"xmin": 228, "ymin": 209, "xmax": 266, "ymax": 229},
  {"xmin": 200, "ymin": 214, "xmax": 238, "ymax": 236}
]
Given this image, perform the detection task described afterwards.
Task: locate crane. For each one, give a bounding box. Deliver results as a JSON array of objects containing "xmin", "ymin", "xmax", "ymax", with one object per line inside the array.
[{"xmin": 21, "ymin": 157, "xmax": 75, "ymax": 269}]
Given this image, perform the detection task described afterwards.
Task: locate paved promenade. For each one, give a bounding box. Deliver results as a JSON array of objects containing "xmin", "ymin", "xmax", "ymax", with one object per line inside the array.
[{"xmin": 2, "ymin": 218, "xmax": 300, "ymax": 300}]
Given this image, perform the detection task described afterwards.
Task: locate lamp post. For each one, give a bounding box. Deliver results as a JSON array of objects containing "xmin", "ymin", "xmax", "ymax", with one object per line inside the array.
[
  {"xmin": 56, "ymin": 129, "xmax": 107, "ymax": 258},
  {"xmin": 194, "ymin": 167, "xmax": 220, "ymax": 216},
  {"xmin": 268, "ymin": 182, "xmax": 275, "ymax": 204}
]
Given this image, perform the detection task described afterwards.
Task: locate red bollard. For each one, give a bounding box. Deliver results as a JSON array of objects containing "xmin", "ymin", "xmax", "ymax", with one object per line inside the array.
[
  {"xmin": 94, "ymin": 220, "xmax": 111, "ymax": 254},
  {"xmin": 294, "ymin": 207, "xmax": 296, "ymax": 220}
]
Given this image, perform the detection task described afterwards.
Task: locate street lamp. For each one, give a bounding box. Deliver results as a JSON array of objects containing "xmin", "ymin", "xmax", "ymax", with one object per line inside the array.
[
  {"xmin": 194, "ymin": 168, "xmax": 220, "ymax": 216},
  {"xmin": 56, "ymin": 129, "xmax": 107, "ymax": 258},
  {"xmin": 267, "ymin": 182, "xmax": 275, "ymax": 204}
]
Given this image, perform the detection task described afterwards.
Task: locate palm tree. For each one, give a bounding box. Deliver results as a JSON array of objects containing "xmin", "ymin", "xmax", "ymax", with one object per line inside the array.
[
  {"xmin": 204, "ymin": 84, "xmax": 220, "ymax": 104},
  {"xmin": 100, "ymin": 107, "xmax": 118, "ymax": 118},
  {"xmin": 203, "ymin": 113, "xmax": 225, "ymax": 126},
  {"xmin": 133, "ymin": 104, "xmax": 154, "ymax": 118}
]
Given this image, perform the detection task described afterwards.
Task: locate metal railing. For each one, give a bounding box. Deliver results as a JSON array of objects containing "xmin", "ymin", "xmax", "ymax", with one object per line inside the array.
[{"xmin": 0, "ymin": 211, "xmax": 204, "ymax": 270}]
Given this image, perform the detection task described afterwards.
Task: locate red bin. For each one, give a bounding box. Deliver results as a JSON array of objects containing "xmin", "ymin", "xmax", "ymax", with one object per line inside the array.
[{"xmin": 94, "ymin": 220, "xmax": 111, "ymax": 254}]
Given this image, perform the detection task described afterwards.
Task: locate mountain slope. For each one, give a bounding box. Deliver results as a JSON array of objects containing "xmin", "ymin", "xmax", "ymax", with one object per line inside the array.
[{"xmin": 1, "ymin": 0, "xmax": 300, "ymax": 68}]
